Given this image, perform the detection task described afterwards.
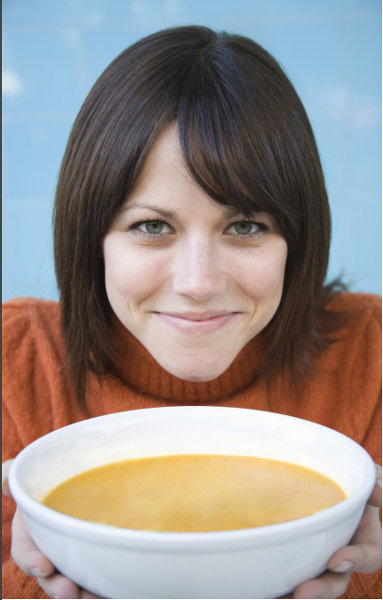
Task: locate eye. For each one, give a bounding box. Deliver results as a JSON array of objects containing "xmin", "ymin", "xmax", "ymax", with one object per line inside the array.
[
  {"xmin": 133, "ymin": 220, "xmax": 172, "ymax": 235},
  {"xmin": 227, "ymin": 221, "xmax": 267, "ymax": 237}
]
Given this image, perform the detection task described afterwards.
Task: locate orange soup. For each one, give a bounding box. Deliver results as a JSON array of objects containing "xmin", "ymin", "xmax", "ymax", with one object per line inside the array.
[{"xmin": 42, "ymin": 454, "xmax": 345, "ymax": 532}]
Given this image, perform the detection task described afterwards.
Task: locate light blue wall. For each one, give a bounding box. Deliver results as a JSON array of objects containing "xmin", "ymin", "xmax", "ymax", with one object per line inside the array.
[{"xmin": 3, "ymin": 0, "xmax": 381, "ymax": 301}]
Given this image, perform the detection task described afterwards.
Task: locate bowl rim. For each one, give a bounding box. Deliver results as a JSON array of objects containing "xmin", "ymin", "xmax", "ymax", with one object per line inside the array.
[{"xmin": 8, "ymin": 406, "xmax": 377, "ymax": 552}]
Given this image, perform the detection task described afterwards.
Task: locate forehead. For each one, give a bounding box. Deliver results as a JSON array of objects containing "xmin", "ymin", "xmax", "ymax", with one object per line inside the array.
[
  {"xmin": 121, "ymin": 120, "xmax": 281, "ymax": 225},
  {"xmin": 128, "ymin": 123, "xmax": 191, "ymax": 196}
]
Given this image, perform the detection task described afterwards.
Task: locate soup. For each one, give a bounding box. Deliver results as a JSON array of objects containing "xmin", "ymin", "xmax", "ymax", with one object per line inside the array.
[{"xmin": 42, "ymin": 454, "xmax": 345, "ymax": 532}]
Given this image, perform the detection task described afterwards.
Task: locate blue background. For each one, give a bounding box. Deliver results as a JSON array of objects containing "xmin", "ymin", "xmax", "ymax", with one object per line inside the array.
[{"xmin": 2, "ymin": 0, "xmax": 381, "ymax": 301}]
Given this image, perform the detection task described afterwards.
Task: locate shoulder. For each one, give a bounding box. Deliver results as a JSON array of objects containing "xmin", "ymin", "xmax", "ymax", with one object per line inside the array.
[
  {"xmin": 2, "ymin": 296, "xmax": 64, "ymax": 376},
  {"xmin": 3, "ymin": 296, "xmax": 61, "ymax": 347},
  {"xmin": 2, "ymin": 298, "xmax": 69, "ymax": 457},
  {"xmin": 320, "ymin": 291, "xmax": 381, "ymax": 398},
  {"xmin": 328, "ymin": 291, "xmax": 381, "ymax": 314},
  {"xmin": 315, "ymin": 291, "xmax": 381, "ymax": 391},
  {"xmin": 327, "ymin": 291, "xmax": 381, "ymax": 337},
  {"xmin": 3, "ymin": 295, "xmax": 61, "ymax": 323},
  {"xmin": 2, "ymin": 296, "xmax": 65, "ymax": 387},
  {"xmin": 312, "ymin": 293, "xmax": 381, "ymax": 459}
]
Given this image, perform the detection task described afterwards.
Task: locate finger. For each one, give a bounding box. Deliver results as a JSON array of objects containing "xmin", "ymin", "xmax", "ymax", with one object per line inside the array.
[
  {"xmin": 293, "ymin": 570, "xmax": 351, "ymax": 599},
  {"xmin": 352, "ymin": 505, "xmax": 382, "ymax": 546},
  {"xmin": 328, "ymin": 505, "xmax": 382, "ymax": 574},
  {"xmin": 368, "ymin": 465, "xmax": 382, "ymax": 507},
  {"xmin": 36, "ymin": 572, "xmax": 101, "ymax": 599},
  {"xmin": 80, "ymin": 590, "xmax": 101, "ymax": 599},
  {"xmin": 329, "ymin": 542, "xmax": 382, "ymax": 575},
  {"xmin": 2, "ymin": 459, "xmax": 13, "ymax": 497},
  {"xmin": 36, "ymin": 572, "xmax": 81, "ymax": 599},
  {"xmin": 11, "ymin": 507, "xmax": 55, "ymax": 577}
]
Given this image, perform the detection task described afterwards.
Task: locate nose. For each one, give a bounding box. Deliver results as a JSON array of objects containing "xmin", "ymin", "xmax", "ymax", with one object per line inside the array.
[{"xmin": 171, "ymin": 238, "xmax": 226, "ymax": 301}]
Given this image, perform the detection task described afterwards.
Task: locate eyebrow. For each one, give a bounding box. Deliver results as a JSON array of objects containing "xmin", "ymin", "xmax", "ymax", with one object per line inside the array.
[
  {"xmin": 121, "ymin": 203, "xmax": 175, "ymax": 219},
  {"xmin": 122, "ymin": 201, "xmax": 258, "ymax": 219}
]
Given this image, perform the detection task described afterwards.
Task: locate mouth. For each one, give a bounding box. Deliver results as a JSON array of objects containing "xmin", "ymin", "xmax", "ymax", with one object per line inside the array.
[{"xmin": 154, "ymin": 311, "xmax": 239, "ymax": 334}]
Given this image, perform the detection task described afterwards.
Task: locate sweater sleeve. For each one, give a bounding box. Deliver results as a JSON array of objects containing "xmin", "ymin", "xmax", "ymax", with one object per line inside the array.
[
  {"xmin": 354, "ymin": 294, "xmax": 382, "ymax": 466},
  {"xmin": 3, "ymin": 402, "xmax": 48, "ymax": 599},
  {"xmin": 341, "ymin": 392, "xmax": 381, "ymax": 600},
  {"xmin": 2, "ymin": 300, "xmax": 54, "ymax": 600},
  {"xmin": 343, "ymin": 295, "xmax": 382, "ymax": 599}
]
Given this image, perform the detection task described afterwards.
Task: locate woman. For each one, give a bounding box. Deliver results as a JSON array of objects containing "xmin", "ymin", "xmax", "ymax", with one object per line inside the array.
[{"xmin": 2, "ymin": 26, "xmax": 381, "ymax": 599}]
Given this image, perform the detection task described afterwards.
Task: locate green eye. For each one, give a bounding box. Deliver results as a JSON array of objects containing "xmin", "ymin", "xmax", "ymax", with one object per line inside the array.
[
  {"xmin": 131, "ymin": 219, "xmax": 173, "ymax": 237},
  {"xmin": 233, "ymin": 222, "xmax": 257, "ymax": 235},
  {"xmin": 141, "ymin": 221, "xmax": 165, "ymax": 234}
]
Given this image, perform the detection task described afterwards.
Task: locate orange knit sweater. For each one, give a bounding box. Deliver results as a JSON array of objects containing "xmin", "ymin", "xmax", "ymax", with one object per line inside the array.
[{"xmin": 2, "ymin": 293, "xmax": 382, "ymax": 599}]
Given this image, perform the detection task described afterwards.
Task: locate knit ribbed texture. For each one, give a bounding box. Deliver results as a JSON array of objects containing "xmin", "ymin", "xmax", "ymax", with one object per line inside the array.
[{"xmin": 109, "ymin": 314, "xmax": 262, "ymax": 403}]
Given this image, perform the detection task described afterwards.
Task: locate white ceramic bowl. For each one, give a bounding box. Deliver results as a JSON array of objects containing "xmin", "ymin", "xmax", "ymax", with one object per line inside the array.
[{"xmin": 9, "ymin": 406, "xmax": 375, "ymax": 599}]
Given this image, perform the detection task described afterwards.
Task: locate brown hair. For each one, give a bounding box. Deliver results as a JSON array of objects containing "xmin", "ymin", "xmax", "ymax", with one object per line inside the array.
[{"xmin": 54, "ymin": 25, "xmax": 341, "ymax": 400}]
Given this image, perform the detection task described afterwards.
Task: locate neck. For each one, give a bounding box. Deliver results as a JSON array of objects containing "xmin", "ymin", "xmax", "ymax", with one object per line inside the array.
[{"xmin": 109, "ymin": 317, "xmax": 263, "ymax": 403}]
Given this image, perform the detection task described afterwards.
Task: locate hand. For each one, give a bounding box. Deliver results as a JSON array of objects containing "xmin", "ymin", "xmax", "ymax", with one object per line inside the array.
[
  {"xmin": 287, "ymin": 464, "xmax": 382, "ymax": 599},
  {"xmin": 3, "ymin": 460, "xmax": 100, "ymax": 599}
]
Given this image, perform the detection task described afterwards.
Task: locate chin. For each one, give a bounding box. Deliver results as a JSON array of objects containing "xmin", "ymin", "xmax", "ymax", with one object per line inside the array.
[
  {"xmin": 159, "ymin": 356, "xmax": 232, "ymax": 383},
  {"xmin": 176, "ymin": 372, "xmax": 220, "ymax": 383}
]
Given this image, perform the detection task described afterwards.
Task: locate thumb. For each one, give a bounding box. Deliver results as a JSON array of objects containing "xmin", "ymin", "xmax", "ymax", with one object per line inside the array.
[
  {"xmin": 368, "ymin": 464, "xmax": 382, "ymax": 508},
  {"xmin": 2, "ymin": 459, "xmax": 14, "ymax": 498}
]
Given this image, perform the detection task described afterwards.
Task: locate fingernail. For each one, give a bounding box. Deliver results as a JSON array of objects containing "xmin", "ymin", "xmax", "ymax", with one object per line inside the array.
[
  {"xmin": 2, "ymin": 478, "xmax": 10, "ymax": 497},
  {"xmin": 331, "ymin": 559, "xmax": 354, "ymax": 573},
  {"xmin": 29, "ymin": 567, "xmax": 51, "ymax": 577}
]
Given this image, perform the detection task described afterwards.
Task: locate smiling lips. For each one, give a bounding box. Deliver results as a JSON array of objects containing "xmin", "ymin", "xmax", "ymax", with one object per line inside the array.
[{"xmin": 155, "ymin": 311, "xmax": 238, "ymax": 334}]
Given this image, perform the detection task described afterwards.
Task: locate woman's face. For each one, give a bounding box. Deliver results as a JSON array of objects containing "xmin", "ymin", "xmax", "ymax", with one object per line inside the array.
[{"xmin": 103, "ymin": 124, "xmax": 288, "ymax": 381}]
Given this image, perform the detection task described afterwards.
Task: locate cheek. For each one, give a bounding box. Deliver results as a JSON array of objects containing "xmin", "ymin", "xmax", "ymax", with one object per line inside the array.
[
  {"xmin": 104, "ymin": 241, "xmax": 166, "ymax": 305},
  {"xmin": 236, "ymin": 244, "xmax": 287, "ymax": 302}
]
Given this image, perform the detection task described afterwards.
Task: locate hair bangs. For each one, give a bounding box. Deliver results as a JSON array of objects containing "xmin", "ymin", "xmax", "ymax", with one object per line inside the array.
[{"xmin": 177, "ymin": 51, "xmax": 300, "ymax": 240}]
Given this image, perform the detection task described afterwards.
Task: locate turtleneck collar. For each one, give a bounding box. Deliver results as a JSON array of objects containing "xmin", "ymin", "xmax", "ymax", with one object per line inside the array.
[{"xmin": 109, "ymin": 317, "xmax": 263, "ymax": 403}]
